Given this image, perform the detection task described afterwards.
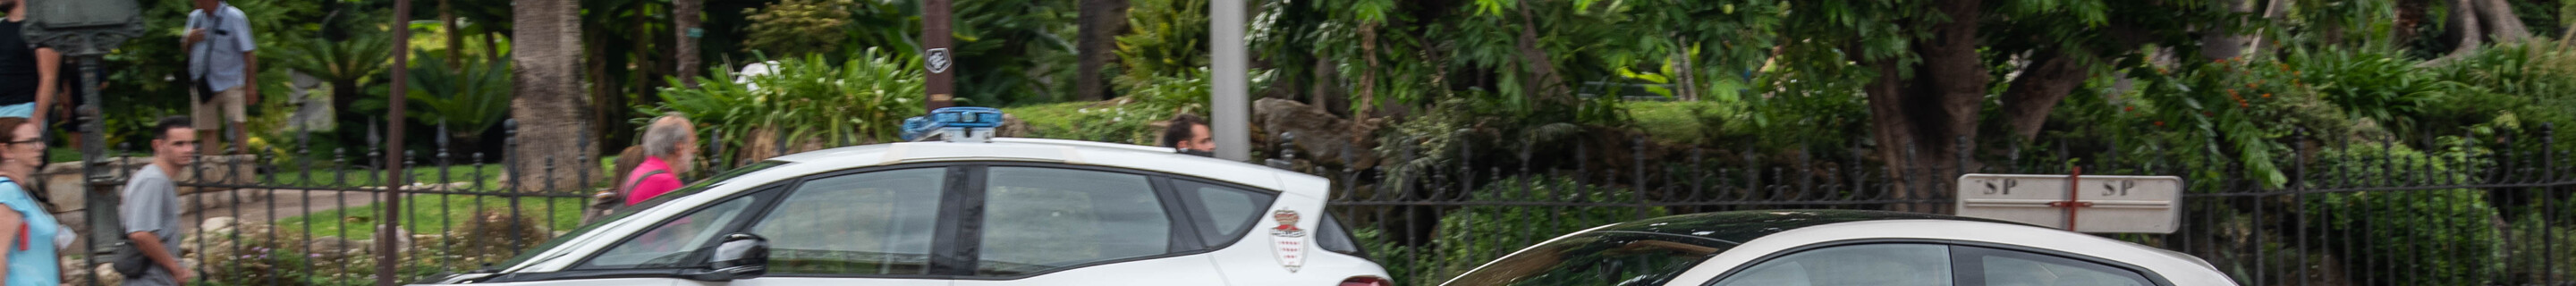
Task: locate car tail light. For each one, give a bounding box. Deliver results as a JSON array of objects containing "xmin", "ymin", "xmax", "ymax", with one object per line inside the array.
[{"xmin": 1339, "ymin": 277, "xmax": 1391, "ymax": 286}]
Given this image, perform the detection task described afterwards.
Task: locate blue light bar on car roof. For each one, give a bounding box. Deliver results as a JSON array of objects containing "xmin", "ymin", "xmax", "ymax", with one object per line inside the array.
[{"xmin": 902, "ymin": 107, "xmax": 1006, "ymax": 142}]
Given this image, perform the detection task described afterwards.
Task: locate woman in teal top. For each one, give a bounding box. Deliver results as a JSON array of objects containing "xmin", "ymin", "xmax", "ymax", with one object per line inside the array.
[{"xmin": 0, "ymin": 117, "xmax": 63, "ymax": 286}]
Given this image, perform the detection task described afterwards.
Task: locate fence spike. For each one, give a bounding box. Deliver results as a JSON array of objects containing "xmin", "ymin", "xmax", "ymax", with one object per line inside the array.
[
  {"xmin": 1633, "ymin": 135, "xmax": 1648, "ymax": 219},
  {"xmin": 404, "ymin": 150, "xmax": 418, "ymax": 187},
  {"xmin": 472, "ymin": 153, "xmax": 487, "ymax": 190},
  {"xmin": 504, "ymin": 119, "xmax": 521, "ymax": 192}
]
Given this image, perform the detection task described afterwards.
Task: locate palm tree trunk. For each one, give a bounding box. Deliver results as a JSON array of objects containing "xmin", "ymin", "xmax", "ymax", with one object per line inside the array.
[
  {"xmin": 511, "ymin": 0, "xmax": 598, "ymax": 190},
  {"xmin": 441, "ymin": 0, "xmax": 462, "ymax": 66},
  {"xmin": 1075, "ymin": 0, "xmax": 1127, "ymax": 101},
  {"xmin": 674, "ymin": 0, "xmax": 703, "ymax": 87}
]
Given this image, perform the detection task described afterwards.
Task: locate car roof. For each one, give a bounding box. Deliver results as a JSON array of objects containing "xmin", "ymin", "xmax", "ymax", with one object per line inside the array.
[
  {"xmin": 1629, "ymin": 210, "xmax": 2232, "ymax": 285},
  {"xmin": 1586, "ymin": 210, "xmax": 2014, "ymax": 246},
  {"xmin": 760, "ymin": 138, "xmax": 1325, "ymax": 197}
]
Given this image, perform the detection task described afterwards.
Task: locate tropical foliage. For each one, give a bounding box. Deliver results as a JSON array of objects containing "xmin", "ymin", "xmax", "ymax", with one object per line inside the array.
[
  {"xmin": 401, "ymin": 51, "xmax": 515, "ymax": 143},
  {"xmin": 650, "ymin": 50, "xmax": 925, "ymax": 163}
]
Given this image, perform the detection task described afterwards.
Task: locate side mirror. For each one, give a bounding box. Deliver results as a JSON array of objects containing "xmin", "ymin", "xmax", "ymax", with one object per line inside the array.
[{"xmin": 690, "ymin": 233, "xmax": 769, "ymax": 282}]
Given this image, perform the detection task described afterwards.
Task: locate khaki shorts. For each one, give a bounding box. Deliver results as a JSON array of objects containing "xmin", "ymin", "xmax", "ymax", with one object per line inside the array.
[{"xmin": 192, "ymin": 88, "xmax": 248, "ymax": 128}]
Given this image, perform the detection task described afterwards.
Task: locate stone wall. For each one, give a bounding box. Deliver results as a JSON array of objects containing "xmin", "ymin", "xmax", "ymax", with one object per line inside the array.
[{"xmin": 37, "ymin": 155, "xmax": 260, "ymax": 214}]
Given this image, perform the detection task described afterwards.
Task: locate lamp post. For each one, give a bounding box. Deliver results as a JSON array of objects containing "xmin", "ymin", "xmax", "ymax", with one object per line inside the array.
[
  {"xmin": 1209, "ymin": 0, "xmax": 1247, "ymax": 161},
  {"xmin": 20, "ymin": 0, "xmax": 145, "ymax": 276}
]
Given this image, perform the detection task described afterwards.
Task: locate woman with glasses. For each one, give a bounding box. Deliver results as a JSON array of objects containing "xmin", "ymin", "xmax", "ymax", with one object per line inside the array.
[{"xmin": 0, "ymin": 117, "xmax": 64, "ymax": 285}]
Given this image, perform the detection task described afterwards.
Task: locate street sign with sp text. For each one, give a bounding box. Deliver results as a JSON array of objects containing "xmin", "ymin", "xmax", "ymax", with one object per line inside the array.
[{"xmin": 1956, "ymin": 173, "xmax": 2184, "ymax": 233}]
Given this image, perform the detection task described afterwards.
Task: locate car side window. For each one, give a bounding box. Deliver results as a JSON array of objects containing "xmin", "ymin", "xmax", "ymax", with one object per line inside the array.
[
  {"xmin": 746, "ymin": 168, "xmax": 948, "ymax": 275},
  {"xmin": 1709, "ymin": 243, "xmax": 1954, "ymax": 286},
  {"xmin": 577, "ymin": 192, "xmax": 767, "ymax": 269},
  {"xmin": 1171, "ymin": 179, "xmax": 1276, "ymax": 247},
  {"xmin": 977, "ymin": 167, "xmax": 1174, "ymax": 276},
  {"xmin": 1954, "ymin": 246, "xmax": 2154, "ymax": 286}
]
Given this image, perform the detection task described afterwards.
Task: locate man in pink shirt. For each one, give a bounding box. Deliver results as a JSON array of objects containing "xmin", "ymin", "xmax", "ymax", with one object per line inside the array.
[{"xmin": 623, "ymin": 114, "xmax": 697, "ymax": 206}]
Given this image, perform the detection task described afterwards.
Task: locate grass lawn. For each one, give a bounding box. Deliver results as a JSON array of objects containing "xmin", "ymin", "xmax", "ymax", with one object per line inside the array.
[
  {"xmin": 266, "ymin": 158, "xmax": 619, "ymax": 240},
  {"xmin": 258, "ymin": 164, "xmax": 510, "ymax": 188},
  {"xmin": 275, "ymin": 194, "xmax": 589, "ymax": 240},
  {"xmin": 46, "ymin": 147, "xmax": 149, "ymax": 163},
  {"xmin": 254, "ymin": 157, "xmax": 615, "ymax": 189}
]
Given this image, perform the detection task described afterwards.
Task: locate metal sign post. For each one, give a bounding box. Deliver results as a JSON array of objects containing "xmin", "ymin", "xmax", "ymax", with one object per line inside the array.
[
  {"xmin": 922, "ymin": 0, "xmax": 955, "ymax": 111},
  {"xmin": 21, "ymin": 0, "xmax": 146, "ymax": 274},
  {"xmin": 380, "ymin": 0, "xmax": 418, "ymax": 283},
  {"xmin": 1955, "ymin": 172, "xmax": 2185, "ymax": 233}
]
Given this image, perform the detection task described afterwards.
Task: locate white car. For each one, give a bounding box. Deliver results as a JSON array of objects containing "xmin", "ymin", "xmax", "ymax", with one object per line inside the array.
[
  {"xmin": 419, "ymin": 138, "xmax": 1391, "ymax": 286},
  {"xmin": 1442, "ymin": 210, "xmax": 2236, "ymax": 286}
]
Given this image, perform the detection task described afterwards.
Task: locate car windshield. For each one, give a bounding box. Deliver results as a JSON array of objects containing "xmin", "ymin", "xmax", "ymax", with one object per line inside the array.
[
  {"xmin": 1445, "ymin": 231, "xmax": 1739, "ymax": 286},
  {"xmin": 479, "ymin": 161, "xmax": 791, "ymax": 272}
]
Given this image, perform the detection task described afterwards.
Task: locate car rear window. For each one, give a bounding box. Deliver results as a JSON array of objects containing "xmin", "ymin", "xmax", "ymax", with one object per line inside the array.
[
  {"xmin": 1172, "ymin": 180, "xmax": 1279, "ymax": 247},
  {"xmin": 1317, "ymin": 213, "xmax": 1362, "ymax": 257}
]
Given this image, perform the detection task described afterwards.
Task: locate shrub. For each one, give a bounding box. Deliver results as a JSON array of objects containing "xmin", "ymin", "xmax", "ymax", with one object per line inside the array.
[
  {"xmin": 1411, "ymin": 175, "xmax": 1667, "ymax": 284},
  {"xmin": 2502, "ymin": 213, "xmax": 2576, "ymax": 284},
  {"xmin": 402, "ymin": 51, "xmax": 513, "ymax": 146},
  {"xmin": 654, "ymin": 50, "xmax": 924, "ymax": 164},
  {"xmin": 741, "ymin": 0, "xmax": 852, "ymax": 57},
  {"xmin": 195, "ymin": 223, "xmax": 460, "ymax": 286},
  {"xmin": 1114, "ymin": 0, "xmax": 1210, "ymax": 92},
  {"xmin": 2302, "ymin": 141, "xmax": 2503, "ymax": 285}
]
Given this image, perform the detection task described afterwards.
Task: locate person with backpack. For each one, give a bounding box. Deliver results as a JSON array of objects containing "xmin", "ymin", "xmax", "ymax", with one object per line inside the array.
[
  {"xmin": 120, "ymin": 117, "xmax": 196, "ymax": 285},
  {"xmin": 622, "ymin": 113, "xmax": 697, "ymax": 206}
]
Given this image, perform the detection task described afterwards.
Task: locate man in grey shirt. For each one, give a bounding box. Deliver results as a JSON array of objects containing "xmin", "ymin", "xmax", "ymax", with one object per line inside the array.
[{"xmin": 122, "ymin": 116, "xmax": 198, "ymax": 285}]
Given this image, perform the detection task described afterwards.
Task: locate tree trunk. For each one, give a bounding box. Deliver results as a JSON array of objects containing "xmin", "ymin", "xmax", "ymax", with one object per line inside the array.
[
  {"xmin": 2422, "ymin": 0, "xmax": 2530, "ymax": 67},
  {"xmin": 1511, "ymin": 0, "xmax": 1569, "ymax": 101},
  {"xmin": 674, "ymin": 0, "xmax": 703, "ymax": 87},
  {"xmin": 441, "ymin": 0, "xmax": 462, "ymax": 66},
  {"xmin": 2000, "ymin": 49, "xmax": 2092, "ymax": 144},
  {"xmin": 2470, "ymin": 0, "xmax": 2531, "ymax": 42},
  {"xmin": 2199, "ymin": 0, "xmax": 2258, "ymax": 60},
  {"xmin": 511, "ymin": 0, "xmax": 598, "ymax": 190},
  {"xmin": 1075, "ymin": 0, "xmax": 1127, "ymax": 101},
  {"xmin": 1868, "ymin": 0, "xmax": 1987, "ymax": 213},
  {"xmin": 1355, "ymin": 21, "xmax": 1379, "ymax": 121},
  {"xmin": 485, "ymin": 30, "xmax": 504, "ymax": 63},
  {"xmin": 1671, "ymin": 36, "xmax": 1699, "ymax": 101},
  {"xmin": 2423, "ymin": 0, "xmax": 2487, "ymax": 66}
]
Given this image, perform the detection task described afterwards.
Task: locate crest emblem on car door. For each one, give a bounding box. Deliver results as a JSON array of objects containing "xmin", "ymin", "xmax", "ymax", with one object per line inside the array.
[{"xmin": 1269, "ymin": 209, "xmax": 1309, "ymax": 273}]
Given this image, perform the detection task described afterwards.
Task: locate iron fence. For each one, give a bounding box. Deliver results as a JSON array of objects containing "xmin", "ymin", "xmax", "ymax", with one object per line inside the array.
[
  {"xmin": 1293, "ymin": 126, "xmax": 2575, "ymax": 286},
  {"xmin": 50, "ymin": 121, "xmax": 601, "ymax": 286},
  {"xmin": 36, "ymin": 120, "xmax": 2572, "ymax": 286}
]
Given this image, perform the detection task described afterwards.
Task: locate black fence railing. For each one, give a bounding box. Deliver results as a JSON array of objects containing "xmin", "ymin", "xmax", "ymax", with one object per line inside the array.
[
  {"xmin": 1291, "ymin": 126, "xmax": 2575, "ymax": 286},
  {"xmin": 48, "ymin": 121, "xmax": 605, "ymax": 286},
  {"xmin": 37, "ymin": 121, "xmax": 2572, "ymax": 286}
]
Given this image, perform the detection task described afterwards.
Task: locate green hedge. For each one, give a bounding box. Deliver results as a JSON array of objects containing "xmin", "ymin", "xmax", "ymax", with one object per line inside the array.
[
  {"xmin": 1361, "ymin": 175, "xmax": 1667, "ymax": 285},
  {"xmin": 2303, "ymin": 142, "xmax": 2503, "ymax": 285}
]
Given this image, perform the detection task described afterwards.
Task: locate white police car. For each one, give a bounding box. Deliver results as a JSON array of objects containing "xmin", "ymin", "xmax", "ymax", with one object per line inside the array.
[
  {"xmin": 1441, "ymin": 210, "xmax": 2234, "ymax": 286},
  {"xmin": 418, "ymin": 109, "xmax": 1390, "ymax": 286}
]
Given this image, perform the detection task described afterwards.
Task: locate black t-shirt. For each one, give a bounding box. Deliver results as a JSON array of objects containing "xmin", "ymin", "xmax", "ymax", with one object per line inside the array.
[{"xmin": 0, "ymin": 19, "xmax": 42, "ymax": 105}]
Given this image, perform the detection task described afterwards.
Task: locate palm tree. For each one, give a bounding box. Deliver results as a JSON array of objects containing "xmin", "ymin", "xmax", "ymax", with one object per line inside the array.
[
  {"xmin": 674, "ymin": 0, "xmax": 704, "ymax": 87},
  {"xmin": 510, "ymin": 0, "xmax": 597, "ymax": 190},
  {"xmin": 1075, "ymin": 0, "xmax": 1127, "ymax": 101}
]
